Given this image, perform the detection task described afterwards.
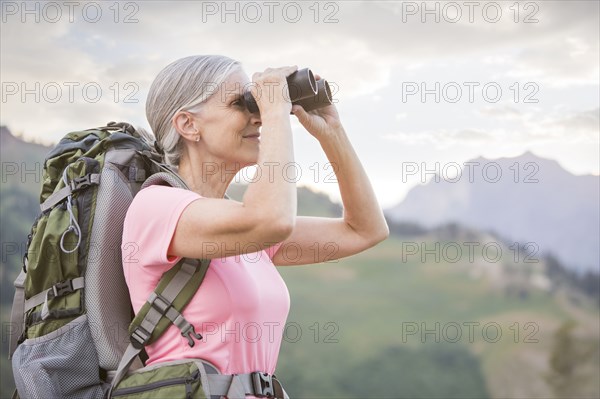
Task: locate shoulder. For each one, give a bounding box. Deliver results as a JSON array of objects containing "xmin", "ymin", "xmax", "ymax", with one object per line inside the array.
[
  {"xmin": 122, "ymin": 186, "xmax": 203, "ymax": 266},
  {"xmin": 131, "ymin": 185, "xmax": 201, "ymax": 207},
  {"xmin": 136, "ymin": 184, "xmax": 198, "ymax": 200},
  {"xmin": 125, "ymin": 185, "xmax": 202, "ymax": 223}
]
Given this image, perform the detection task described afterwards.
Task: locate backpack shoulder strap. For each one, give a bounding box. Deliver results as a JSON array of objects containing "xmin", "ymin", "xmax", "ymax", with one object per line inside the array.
[
  {"xmin": 129, "ymin": 257, "xmax": 210, "ymax": 348},
  {"xmin": 141, "ymin": 170, "xmax": 190, "ymax": 190},
  {"xmin": 110, "ymin": 166, "xmax": 220, "ymax": 395},
  {"xmin": 130, "ymin": 169, "xmax": 213, "ymax": 346},
  {"xmin": 109, "ymin": 256, "xmax": 211, "ymax": 395},
  {"xmin": 140, "ymin": 167, "xmax": 231, "ymax": 199}
]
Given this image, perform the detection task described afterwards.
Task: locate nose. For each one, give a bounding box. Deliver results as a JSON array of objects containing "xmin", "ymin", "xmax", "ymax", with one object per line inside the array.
[{"xmin": 250, "ymin": 110, "xmax": 261, "ymax": 127}]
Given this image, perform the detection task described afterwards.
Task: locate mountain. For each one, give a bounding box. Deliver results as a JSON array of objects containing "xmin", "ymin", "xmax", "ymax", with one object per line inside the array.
[
  {"xmin": 0, "ymin": 127, "xmax": 53, "ymax": 302},
  {"xmin": 1, "ymin": 125, "xmax": 52, "ymax": 197},
  {"xmin": 227, "ymin": 183, "xmax": 343, "ymax": 217},
  {"xmin": 385, "ymin": 151, "xmax": 600, "ymax": 274}
]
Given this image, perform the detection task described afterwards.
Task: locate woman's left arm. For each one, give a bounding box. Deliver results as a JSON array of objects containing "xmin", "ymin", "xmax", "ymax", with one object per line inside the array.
[{"xmin": 271, "ymin": 90, "xmax": 389, "ymax": 267}]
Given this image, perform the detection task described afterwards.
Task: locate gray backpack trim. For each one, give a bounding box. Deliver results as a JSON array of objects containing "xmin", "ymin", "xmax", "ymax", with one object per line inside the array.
[
  {"xmin": 8, "ymin": 271, "xmax": 26, "ymax": 359},
  {"xmin": 86, "ymin": 147, "xmax": 146, "ymax": 370},
  {"xmin": 140, "ymin": 168, "xmax": 231, "ymax": 200},
  {"xmin": 141, "ymin": 170, "xmax": 189, "ymax": 190}
]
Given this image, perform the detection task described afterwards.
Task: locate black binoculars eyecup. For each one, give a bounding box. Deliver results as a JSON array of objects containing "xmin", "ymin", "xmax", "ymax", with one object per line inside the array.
[
  {"xmin": 243, "ymin": 67, "xmax": 333, "ymax": 114},
  {"xmin": 293, "ymin": 79, "xmax": 332, "ymax": 113}
]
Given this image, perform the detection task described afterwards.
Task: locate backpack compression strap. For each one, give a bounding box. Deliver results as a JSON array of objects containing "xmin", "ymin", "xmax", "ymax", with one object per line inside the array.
[
  {"xmin": 8, "ymin": 271, "xmax": 26, "ymax": 359},
  {"xmin": 204, "ymin": 372, "xmax": 290, "ymax": 399}
]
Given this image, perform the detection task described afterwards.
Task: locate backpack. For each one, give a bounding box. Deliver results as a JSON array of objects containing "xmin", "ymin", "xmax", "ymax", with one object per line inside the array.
[{"xmin": 8, "ymin": 122, "xmax": 289, "ymax": 399}]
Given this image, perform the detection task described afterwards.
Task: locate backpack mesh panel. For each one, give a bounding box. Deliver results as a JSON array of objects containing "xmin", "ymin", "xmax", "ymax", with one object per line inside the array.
[
  {"xmin": 12, "ymin": 315, "xmax": 106, "ymax": 398},
  {"xmin": 86, "ymin": 151, "xmax": 137, "ymax": 370}
]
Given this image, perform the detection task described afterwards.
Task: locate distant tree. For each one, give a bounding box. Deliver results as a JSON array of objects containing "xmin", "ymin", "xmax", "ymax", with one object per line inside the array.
[
  {"xmin": 546, "ymin": 320, "xmax": 577, "ymax": 397},
  {"xmin": 385, "ymin": 217, "xmax": 429, "ymax": 237},
  {"xmin": 335, "ymin": 344, "xmax": 489, "ymax": 398},
  {"xmin": 545, "ymin": 320, "xmax": 595, "ymax": 397},
  {"xmin": 544, "ymin": 254, "xmax": 600, "ymax": 304},
  {"xmin": 578, "ymin": 271, "xmax": 600, "ymax": 303}
]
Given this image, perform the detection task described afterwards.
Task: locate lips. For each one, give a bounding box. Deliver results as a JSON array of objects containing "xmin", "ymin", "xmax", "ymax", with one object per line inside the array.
[{"xmin": 243, "ymin": 133, "xmax": 261, "ymax": 138}]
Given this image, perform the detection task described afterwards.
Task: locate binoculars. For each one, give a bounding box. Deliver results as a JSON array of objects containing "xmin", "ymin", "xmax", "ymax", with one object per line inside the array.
[{"xmin": 243, "ymin": 68, "xmax": 333, "ymax": 114}]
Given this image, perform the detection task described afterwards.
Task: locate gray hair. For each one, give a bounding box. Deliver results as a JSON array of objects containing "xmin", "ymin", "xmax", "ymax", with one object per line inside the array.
[{"xmin": 144, "ymin": 55, "xmax": 242, "ymax": 166}]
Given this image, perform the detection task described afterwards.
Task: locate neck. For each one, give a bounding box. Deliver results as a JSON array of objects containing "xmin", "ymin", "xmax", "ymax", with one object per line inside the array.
[{"xmin": 176, "ymin": 151, "xmax": 237, "ymax": 199}]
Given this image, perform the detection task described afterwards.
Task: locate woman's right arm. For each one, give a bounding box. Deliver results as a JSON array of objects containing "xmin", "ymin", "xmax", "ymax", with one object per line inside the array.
[{"xmin": 168, "ymin": 66, "xmax": 298, "ymax": 260}]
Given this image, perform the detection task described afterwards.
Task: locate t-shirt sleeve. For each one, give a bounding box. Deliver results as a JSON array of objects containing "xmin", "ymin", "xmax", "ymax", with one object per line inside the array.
[
  {"xmin": 122, "ymin": 185, "xmax": 201, "ymax": 268},
  {"xmin": 264, "ymin": 241, "xmax": 284, "ymax": 261}
]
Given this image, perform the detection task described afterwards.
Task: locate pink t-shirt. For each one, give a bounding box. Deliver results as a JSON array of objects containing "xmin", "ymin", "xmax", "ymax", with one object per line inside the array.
[{"xmin": 122, "ymin": 185, "xmax": 290, "ymax": 381}]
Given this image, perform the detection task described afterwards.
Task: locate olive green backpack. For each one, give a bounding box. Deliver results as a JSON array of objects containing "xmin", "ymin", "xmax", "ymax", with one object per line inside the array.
[{"xmin": 9, "ymin": 122, "xmax": 289, "ymax": 399}]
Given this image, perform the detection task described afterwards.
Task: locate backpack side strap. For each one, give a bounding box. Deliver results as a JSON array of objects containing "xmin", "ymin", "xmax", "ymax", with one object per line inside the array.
[
  {"xmin": 40, "ymin": 173, "xmax": 100, "ymax": 213},
  {"xmin": 8, "ymin": 271, "xmax": 26, "ymax": 359},
  {"xmin": 23, "ymin": 277, "xmax": 85, "ymax": 319},
  {"xmin": 204, "ymin": 372, "xmax": 290, "ymax": 399},
  {"xmin": 108, "ymin": 344, "xmax": 141, "ymax": 398}
]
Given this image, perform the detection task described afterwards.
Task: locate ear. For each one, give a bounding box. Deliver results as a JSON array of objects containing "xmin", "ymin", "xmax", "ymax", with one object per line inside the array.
[{"xmin": 172, "ymin": 110, "xmax": 200, "ymax": 142}]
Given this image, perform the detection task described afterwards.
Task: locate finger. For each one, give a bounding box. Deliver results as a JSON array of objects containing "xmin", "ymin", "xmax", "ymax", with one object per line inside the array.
[
  {"xmin": 284, "ymin": 65, "xmax": 299, "ymax": 77},
  {"xmin": 291, "ymin": 104, "xmax": 306, "ymax": 116}
]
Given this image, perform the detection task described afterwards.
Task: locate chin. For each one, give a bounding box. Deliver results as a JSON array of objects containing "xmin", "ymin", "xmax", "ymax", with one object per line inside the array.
[{"xmin": 238, "ymin": 158, "xmax": 259, "ymax": 169}]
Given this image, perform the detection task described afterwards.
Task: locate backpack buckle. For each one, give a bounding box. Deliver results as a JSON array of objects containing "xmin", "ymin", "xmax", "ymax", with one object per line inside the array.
[
  {"xmin": 149, "ymin": 292, "xmax": 171, "ymax": 315},
  {"xmin": 251, "ymin": 372, "xmax": 274, "ymax": 397},
  {"xmin": 52, "ymin": 280, "xmax": 73, "ymax": 297},
  {"xmin": 106, "ymin": 121, "xmax": 135, "ymax": 134},
  {"xmin": 180, "ymin": 322, "xmax": 203, "ymax": 348},
  {"xmin": 131, "ymin": 326, "xmax": 151, "ymax": 349},
  {"xmin": 70, "ymin": 175, "xmax": 93, "ymax": 191}
]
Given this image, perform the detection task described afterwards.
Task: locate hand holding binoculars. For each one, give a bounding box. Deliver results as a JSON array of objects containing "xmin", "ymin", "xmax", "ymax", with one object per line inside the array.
[{"xmin": 243, "ymin": 68, "xmax": 333, "ymax": 114}]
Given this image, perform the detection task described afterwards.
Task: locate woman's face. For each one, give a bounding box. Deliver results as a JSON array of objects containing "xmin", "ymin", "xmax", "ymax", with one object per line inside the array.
[{"xmin": 192, "ymin": 68, "xmax": 262, "ymax": 170}]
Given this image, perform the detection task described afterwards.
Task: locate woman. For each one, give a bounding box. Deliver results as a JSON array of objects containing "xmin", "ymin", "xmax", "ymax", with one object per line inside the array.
[{"xmin": 122, "ymin": 55, "xmax": 389, "ymax": 397}]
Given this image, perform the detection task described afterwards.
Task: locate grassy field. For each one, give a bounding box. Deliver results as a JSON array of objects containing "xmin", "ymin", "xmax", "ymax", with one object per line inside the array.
[{"xmin": 275, "ymin": 235, "xmax": 599, "ymax": 398}]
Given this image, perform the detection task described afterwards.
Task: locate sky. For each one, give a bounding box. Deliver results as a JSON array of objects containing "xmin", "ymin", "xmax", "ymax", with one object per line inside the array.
[{"xmin": 1, "ymin": 0, "xmax": 598, "ymax": 208}]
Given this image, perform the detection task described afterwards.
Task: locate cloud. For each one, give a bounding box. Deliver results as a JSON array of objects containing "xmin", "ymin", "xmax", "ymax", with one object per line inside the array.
[
  {"xmin": 479, "ymin": 105, "xmax": 522, "ymax": 119},
  {"xmin": 535, "ymin": 107, "xmax": 600, "ymax": 142},
  {"xmin": 383, "ymin": 128, "xmax": 496, "ymax": 148},
  {"xmin": 2, "ymin": 1, "xmax": 598, "ymax": 90},
  {"xmin": 4, "ymin": 1, "xmax": 597, "ymax": 98},
  {"xmin": 1, "ymin": 0, "xmax": 598, "ymax": 198},
  {"xmin": 453, "ymin": 129, "xmax": 494, "ymax": 142},
  {"xmin": 555, "ymin": 107, "xmax": 600, "ymax": 132},
  {"xmin": 384, "ymin": 105, "xmax": 599, "ymax": 151},
  {"xmin": 506, "ymin": 36, "xmax": 599, "ymax": 86}
]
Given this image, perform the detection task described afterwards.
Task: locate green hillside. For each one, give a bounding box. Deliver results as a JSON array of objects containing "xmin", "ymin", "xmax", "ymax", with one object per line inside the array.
[
  {"xmin": 227, "ymin": 182, "xmax": 343, "ymax": 217},
  {"xmin": 275, "ymin": 235, "xmax": 599, "ymax": 398}
]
